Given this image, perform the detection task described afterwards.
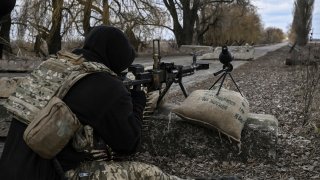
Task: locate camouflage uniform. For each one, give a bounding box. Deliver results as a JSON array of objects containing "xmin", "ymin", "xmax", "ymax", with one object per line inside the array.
[
  {"xmin": 65, "ymin": 161, "xmax": 183, "ymax": 180},
  {"xmin": 70, "ymin": 119, "xmax": 183, "ymax": 180}
]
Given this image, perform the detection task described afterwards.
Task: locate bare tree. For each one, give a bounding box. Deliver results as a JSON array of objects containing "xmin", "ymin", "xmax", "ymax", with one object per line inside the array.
[
  {"xmin": 16, "ymin": 0, "xmax": 63, "ymax": 55},
  {"xmin": 12, "ymin": 0, "xmax": 260, "ymax": 56},
  {"xmin": 195, "ymin": 3, "xmax": 223, "ymax": 45},
  {"xmin": 46, "ymin": 0, "xmax": 64, "ymax": 54},
  {"xmin": 162, "ymin": 0, "xmax": 251, "ymax": 46},
  {"xmin": 262, "ymin": 27, "xmax": 285, "ymax": 44},
  {"xmin": 203, "ymin": 2, "xmax": 262, "ymax": 46},
  {"xmin": 14, "ymin": 0, "xmax": 167, "ymax": 54},
  {"xmin": 0, "ymin": 0, "xmax": 16, "ymax": 58},
  {"xmin": 292, "ymin": 0, "xmax": 314, "ymax": 46}
]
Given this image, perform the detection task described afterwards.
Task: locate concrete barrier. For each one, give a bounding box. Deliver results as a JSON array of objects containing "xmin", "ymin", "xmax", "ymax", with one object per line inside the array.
[
  {"xmin": 199, "ymin": 45, "xmax": 254, "ymax": 60},
  {"xmin": 241, "ymin": 113, "xmax": 278, "ymax": 160},
  {"xmin": 179, "ymin": 45, "xmax": 213, "ymax": 55}
]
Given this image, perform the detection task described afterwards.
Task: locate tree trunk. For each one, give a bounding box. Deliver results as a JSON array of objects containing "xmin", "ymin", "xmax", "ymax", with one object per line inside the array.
[
  {"xmin": 34, "ymin": 32, "xmax": 48, "ymax": 57},
  {"xmin": 102, "ymin": 0, "xmax": 110, "ymax": 25},
  {"xmin": 125, "ymin": 26, "xmax": 139, "ymax": 52},
  {"xmin": 293, "ymin": 0, "xmax": 314, "ymax": 46},
  {"xmin": 0, "ymin": 14, "xmax": 12, "ymax": 58},
  {"xmin": 83, "ymin": 0, "xmax": 93, "ymax": 35},
  {"xmin": 163, "ymin": 0, "xmax": 199, "ymax": 47},
  {"xmin": 46, "ymin": 0, "xmax": 63, "ymax": 55}
]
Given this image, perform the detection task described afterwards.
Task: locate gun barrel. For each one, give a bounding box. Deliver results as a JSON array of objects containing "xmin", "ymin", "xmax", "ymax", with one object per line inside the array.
[
  {"xmin": 181, "ymin": 66, "xmax": 195, "ymax": 76},
  {"xmin": 195, "ymin": 63, "xmax": 209, "ymax": 70},
  {"xmin": 180, "ymin": 62, "xmax": 209, "ymax": 77},
  {"xmin": 123, "ymin": 78, "xmax": 152, "ymax": 86}
]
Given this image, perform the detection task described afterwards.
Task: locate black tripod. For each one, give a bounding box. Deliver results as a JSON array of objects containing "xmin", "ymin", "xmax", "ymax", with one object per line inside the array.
[{"xmin": 209, "ymin": 63, "xmax": 243, "ymax": 96}]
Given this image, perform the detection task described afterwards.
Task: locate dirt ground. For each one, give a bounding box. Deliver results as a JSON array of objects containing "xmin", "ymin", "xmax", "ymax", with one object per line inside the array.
[{"xmin": 132, "ymin": 46, "xmax": 320, "ymax": 179}]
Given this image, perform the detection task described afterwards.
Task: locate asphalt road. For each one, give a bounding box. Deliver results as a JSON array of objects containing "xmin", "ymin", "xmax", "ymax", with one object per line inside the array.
[{"xmin": 253, "ymin": 42, "xmax": 288, "ymax": 59}]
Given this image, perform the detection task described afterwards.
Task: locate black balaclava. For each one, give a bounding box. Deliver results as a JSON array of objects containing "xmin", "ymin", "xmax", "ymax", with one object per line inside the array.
[{"xmin": 73, "ymin": 26, "xmax": 135, "ymax": 74}]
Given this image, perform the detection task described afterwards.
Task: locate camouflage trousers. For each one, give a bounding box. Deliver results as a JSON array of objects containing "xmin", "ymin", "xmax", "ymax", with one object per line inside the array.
[{"xmin": 65, "ymin": 161, "xmax": 184, "ymax": 180}]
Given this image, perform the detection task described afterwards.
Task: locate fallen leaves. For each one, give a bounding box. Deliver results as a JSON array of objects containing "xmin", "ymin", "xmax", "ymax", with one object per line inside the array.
[{"xmin": 134, "ymin": 46, "xmax": 320, "ymax": 179}]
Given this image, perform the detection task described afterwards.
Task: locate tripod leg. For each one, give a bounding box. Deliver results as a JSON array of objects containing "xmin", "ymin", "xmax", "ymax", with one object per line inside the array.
[
  {"xmin": 228, "ymin": 73, "xmax": 243, "ymax": 96},
  {"xmin": 157, "ymin": 80, "xmax": 173, "ymax": 106},
  {"xmin": 217, "ymin": 72, "xmax": 227, "ymax": 95},
  {"xmin": 178, "ymin": 81, "xmax": 188, "ymax": 97},
  {"xmin": 209, "ymin": 72, "xmax": 225, "ymax": 90}
]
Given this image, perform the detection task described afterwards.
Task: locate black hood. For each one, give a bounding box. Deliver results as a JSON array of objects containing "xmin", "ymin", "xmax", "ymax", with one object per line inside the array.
[{"xmin": 73, "ymin": 26, "xmax": 135, "ymax": 74}]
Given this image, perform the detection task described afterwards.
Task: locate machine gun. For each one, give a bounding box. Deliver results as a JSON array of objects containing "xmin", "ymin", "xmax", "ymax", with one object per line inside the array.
[{"xmin": 121, "ymin": 39, "xmax": 209, "ymax": 107}]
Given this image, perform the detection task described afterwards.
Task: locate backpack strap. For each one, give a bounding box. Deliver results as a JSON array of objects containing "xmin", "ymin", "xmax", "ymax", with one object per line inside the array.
[
  {"xmin": 56, "ymin": 72, "xmax": 89, "ymax": 98},
  {"xmin": 55, "ymin": 52, "xmax": 117, "ymax": 99},
  {"xmin": 56, "ymin": 50, "xmax": 84, "ymax": 65}
]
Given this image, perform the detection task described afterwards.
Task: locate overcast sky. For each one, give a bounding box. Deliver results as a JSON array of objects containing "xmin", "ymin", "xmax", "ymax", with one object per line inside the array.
[{"xmin": 252, "ymin": 0, "xmax": 320, "ymax": 39}]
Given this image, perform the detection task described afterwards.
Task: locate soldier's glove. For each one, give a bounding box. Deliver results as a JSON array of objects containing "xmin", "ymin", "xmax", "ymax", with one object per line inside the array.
[{"xmin": 130, "ymin": 89, "xmax": 146, "ymax": 118}]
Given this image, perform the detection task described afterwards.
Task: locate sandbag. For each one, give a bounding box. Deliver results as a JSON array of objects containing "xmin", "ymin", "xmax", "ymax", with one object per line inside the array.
[{"xmin": 173, "ymin": 88, "xmax": 249, "ymax": 142}]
